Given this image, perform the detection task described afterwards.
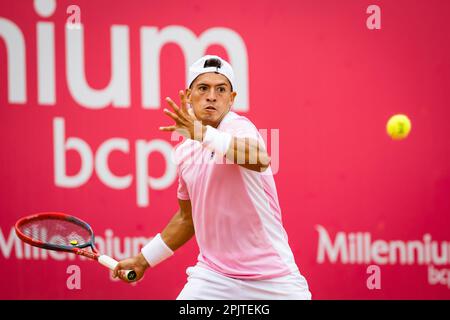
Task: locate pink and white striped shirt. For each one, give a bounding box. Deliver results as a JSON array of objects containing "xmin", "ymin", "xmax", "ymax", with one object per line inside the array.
[{"xmin": 174, "ymin": 111, "xmax": 299, "ymax": 280}]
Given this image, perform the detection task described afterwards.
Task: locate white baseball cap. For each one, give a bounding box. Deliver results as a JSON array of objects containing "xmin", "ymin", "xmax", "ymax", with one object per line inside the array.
[{"xmin": 188, "ymin": 55, "xmax": 235, "ymax": 90}]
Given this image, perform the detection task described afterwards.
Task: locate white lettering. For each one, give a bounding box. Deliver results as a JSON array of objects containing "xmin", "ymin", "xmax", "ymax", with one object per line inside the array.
[
  {"xmin": 316, "ymin": 225, "xmax": 450, "ymax": 266},
  {"xmin": 66, "ymin": 25, "xmax": 130, "ymax": 108},
  {"xmin": 0, "ymin": 18, "xmax": 27, "ymax": 103}
]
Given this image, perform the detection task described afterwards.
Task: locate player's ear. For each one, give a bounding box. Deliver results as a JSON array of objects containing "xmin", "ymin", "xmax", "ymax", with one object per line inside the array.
[
  {"xmin": 229, "ymin": 91, "xmax": 237, "ymax": 108},
  {"xmin": 186, "ymin": 88, "xmax": 192, "ymax": 103}
]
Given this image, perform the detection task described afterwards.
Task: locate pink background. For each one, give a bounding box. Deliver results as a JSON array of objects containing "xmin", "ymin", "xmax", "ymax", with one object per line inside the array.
[{"xmin": 1, "ymin": 0, "xmax": 449, "ymax": 299}]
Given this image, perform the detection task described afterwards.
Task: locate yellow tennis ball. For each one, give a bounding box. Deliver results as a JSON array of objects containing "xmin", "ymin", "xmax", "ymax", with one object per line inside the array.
[
  {"xmin": 70, "ymin": 240, "xmax": 78, "ymax": 245},
  {"xmin": 386, "ymin": 114, "xmax": 411, "ymax": 140}
]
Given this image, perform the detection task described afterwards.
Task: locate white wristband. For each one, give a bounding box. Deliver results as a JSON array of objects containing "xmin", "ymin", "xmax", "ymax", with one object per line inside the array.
[
  {"xmin": 202, "ymin": 126, "xmax": 232, "ymax": 156},
  {"xmin": 141, "ymin": 233, "xmax": 174, "ymax": 267}
]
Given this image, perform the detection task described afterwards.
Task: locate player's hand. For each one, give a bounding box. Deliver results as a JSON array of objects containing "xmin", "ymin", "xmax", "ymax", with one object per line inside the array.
[
  {"xmin": 113, "ymin": 253, "xmax": 149, "ymax": 283},
  {"xmin": 160, "ymin": 90, "xmax": 206, "ymax": 141}
]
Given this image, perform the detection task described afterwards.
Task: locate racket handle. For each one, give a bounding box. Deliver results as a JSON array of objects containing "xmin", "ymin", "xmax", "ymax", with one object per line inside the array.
[{"xmin": 98, "ymin": 255, "xmax": 137, "ymax": 281}]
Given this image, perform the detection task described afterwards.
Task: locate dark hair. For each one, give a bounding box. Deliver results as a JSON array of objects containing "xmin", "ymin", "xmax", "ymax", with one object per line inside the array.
[{"xmin": 203, "ymin": 57, "xmax": 222, "ymax": 69}]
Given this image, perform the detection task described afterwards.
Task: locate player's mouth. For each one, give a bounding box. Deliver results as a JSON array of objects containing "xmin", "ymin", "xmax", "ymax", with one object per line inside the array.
[{"xmin": 204, "ymin": 105, "xmax": 217, "ymax": 112}]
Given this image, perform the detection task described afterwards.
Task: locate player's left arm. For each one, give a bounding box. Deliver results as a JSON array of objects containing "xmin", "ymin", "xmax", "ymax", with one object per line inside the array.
[
  {"xmin": 224, "ymin": 136, "xmax": 271, "ymax": 172},
  {"xmin": 160, "ymin": 91, "xmax": 270, "ymax": 172}
]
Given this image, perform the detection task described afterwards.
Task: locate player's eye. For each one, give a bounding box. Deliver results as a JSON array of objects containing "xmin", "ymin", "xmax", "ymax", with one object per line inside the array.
[
  {"xmin": 198, "ymin": 86, "xmax": 207, "ymax": 92},
  {"xmin": 217, "ymin": 87, "xmax": 226, "ymax": 93}
]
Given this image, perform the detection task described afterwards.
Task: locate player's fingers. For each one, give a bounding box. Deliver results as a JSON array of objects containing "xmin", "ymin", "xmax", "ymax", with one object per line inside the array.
[
  {"xmin": 179, "ymin": 90, "xmax": 188, "ymax": 113},
  {"xmin": 163, "ymin": 108, "xmax": 182, "ymax": 124},
  {"xmin": 165, "ymin": 97, "xmax": 183, "ymax": 117},
  {"xmin": 113, "ymin": 268, "xmax": 126, "ymax": 282},
  {"xmin": 159, "ymin": 125, "xmax": 177, "ymax": 131},
  {"xmin": 118, "ymin": 270, "xmax": 127, "ymax": 282},
  {"xmin": 113, "ymin": 263, "xmax": 122, "ymax": 278}
]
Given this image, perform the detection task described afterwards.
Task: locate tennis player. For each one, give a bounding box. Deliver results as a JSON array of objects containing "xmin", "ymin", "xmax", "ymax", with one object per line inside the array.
[{"xmin": 113, "ymin": 55, "xmax": 312, "ymax": 300}]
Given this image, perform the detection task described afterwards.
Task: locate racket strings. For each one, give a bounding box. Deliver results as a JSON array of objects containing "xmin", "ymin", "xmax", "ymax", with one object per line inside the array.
[{"xmin": 18, "ymin": 218, "xmax": 92, "ymax": 247}]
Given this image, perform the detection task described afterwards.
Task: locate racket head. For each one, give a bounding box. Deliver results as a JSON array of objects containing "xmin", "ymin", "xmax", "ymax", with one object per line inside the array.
[{"xmin": 15, "ymin": 212, "xmax": 97, "ymax": 254}]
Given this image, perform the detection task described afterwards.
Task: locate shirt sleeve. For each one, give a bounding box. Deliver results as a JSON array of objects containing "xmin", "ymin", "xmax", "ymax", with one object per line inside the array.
[
  {"xmin": 174, "ymin": 141, "xmax": 191, "ymax": 200},
  {"xmin": 177, "ymin": 170, "xmax": 190, "ymax": 200}
]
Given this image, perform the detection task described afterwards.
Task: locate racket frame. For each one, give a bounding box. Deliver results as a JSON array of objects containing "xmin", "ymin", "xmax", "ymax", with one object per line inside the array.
[
  {"xmin": 15, "ymin": 212, "xmax": 98, "ymax": 257},
  {"xmin": 15, "ymin": 212, "xmax": 136, "ymax": 281}
]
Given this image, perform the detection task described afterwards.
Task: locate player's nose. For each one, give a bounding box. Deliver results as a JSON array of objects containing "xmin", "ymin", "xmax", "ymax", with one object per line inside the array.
[{"xmin": 206, "ymin": 89, "xmax": 217, "ymax": 102}]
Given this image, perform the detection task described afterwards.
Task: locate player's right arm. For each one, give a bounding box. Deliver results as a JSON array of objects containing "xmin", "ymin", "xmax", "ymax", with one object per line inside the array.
[
  {"xmin": 160, "ymin": 199, "xmax": 195, "ymax": 251},
  {"xmin": 113, "ymin": 199, "xmax": 194, "ymax": 282}
]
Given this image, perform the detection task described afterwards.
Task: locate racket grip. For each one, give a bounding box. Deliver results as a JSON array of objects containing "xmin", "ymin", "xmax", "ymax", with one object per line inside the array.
[{"xmin": 98, "ymin": 255, "xmax": 137, "ymax": 281}]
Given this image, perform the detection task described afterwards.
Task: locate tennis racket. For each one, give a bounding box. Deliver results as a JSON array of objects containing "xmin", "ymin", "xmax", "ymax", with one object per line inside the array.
[{"xmin": 15, "ymin": 212, "xmax": 137, "ymax": 281}]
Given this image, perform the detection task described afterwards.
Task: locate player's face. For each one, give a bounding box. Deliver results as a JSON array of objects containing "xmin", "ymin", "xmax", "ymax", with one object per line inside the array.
[{"xmin": 187, "ymin": 73, "xmax": 236, "ymax": 128}]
